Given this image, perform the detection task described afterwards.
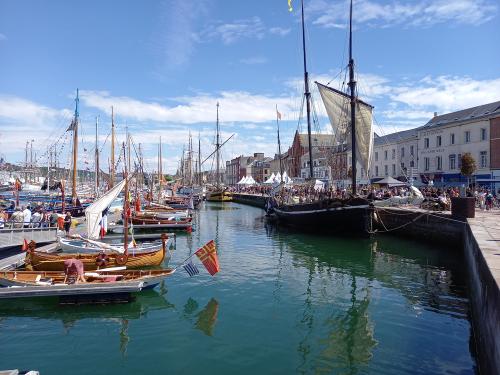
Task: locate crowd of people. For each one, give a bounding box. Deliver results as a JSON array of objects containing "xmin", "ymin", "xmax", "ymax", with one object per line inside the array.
[
  {"xmin": 230, "ymin": 183, "xmax": 499, "ymax": 211},
  {"xmin": 0, "ymin": 205, "xmax": 73, "ymax": 233}
]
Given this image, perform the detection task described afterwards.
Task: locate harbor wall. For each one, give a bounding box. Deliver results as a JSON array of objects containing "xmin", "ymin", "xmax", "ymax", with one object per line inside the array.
[
  {"xmin": 373, "ymin": 207, "xmax": 465, "ymax": 246},
  {"xmin": 463, "ymin": 220, "xmax": 500, "ymax": 375},
  {"xmin": 231, "ymin": 193, "xmax": 267, "ymax": 209}
]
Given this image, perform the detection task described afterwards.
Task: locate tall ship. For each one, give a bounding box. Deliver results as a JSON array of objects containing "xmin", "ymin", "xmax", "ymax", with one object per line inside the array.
[
  {"xmin": 206, "ymin": 103, "xmax": 232, "ymax": 202},
  {"xmin": 273, "ymin": 0, "xmax": 373, "ymax": 234}
]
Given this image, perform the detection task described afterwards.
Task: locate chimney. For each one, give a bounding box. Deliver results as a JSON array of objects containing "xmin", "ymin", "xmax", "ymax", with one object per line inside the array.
[{"xmin": 434, "ymin": 112, "xmax": 438, "ymax": 117}]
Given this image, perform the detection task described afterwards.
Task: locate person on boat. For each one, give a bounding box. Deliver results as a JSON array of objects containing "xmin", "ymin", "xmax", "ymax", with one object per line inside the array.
[
  {"xmin": 63, "ymin": 258, "xmax": 86, "ymax": 284},
  {"xmin": 63, "ymin": 212, "xmax": 72, "ymax": 235},
  {"xmin": 22, "ymin": 205, "xmax": 32, "ymax": 228}
]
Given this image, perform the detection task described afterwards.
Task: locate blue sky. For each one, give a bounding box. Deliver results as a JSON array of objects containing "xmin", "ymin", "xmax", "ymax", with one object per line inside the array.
[{"xmin": 0, "ymin": 0, "xmax": 499, "ymax": 173}]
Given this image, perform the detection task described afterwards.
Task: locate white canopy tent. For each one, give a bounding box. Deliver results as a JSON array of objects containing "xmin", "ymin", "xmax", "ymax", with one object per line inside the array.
[
  {"xmin": 313, "ymin": 179, "xmax": 325, "ymax": 191},
  {"xmin": 264, "ymin": 173, "xmax": 276, "ymax": 184},
  {"xmin": 245, "ymin": 176, "xmax": 257, "ymax": 185}
]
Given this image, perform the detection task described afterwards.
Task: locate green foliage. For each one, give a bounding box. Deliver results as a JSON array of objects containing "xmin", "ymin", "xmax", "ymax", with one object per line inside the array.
[{"xmin": 460, "ymin": 153, "xmax": 476, "ymax": 177}]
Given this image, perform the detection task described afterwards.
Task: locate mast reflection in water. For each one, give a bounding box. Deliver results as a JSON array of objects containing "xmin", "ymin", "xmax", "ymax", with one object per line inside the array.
[{"xmin": 0, "ymin": 203, "xmax": 476, "ymax": 374}]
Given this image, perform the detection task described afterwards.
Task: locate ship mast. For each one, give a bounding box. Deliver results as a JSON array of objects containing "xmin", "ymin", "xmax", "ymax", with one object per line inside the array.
[
  {"xmin": 95, "ymin": 116, "xmax": 100, "ymax": 197},
  {"xmin": 215, "ymin": 102, "xmax": 220, "ymax": 188},
  {"xmin": 276, "ymin": 105, "xmax": 284, "ymax": 181},
  {"xmin": 348, "ymin": 0, "xmax": 357, "ymax": 195},
  {"xmin": 110, "ymin": 106, "xmax": 115, "ymax": 188},
  {"xmin": 198, "ymin": 134, "xmax": 201, "ymax": 185},
  {"xmin": 301, "ymin": 0, "xmax": 314, "ymax": 181},
  {"xmin": 71, "ymin": 89, "xmax": 79, "ymax": 204}
]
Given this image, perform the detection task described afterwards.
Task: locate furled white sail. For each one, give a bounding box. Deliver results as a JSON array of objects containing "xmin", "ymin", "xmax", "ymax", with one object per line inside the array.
[
  {"xmin": 85, "ymin": 179, "xmax": 127, "ymax": 239},
  {"xmin": 316, "ymin": 81, "xmax": 373, "ymax": 175}
]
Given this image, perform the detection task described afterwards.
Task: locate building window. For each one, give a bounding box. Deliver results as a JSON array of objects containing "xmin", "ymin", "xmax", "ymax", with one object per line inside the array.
[
  {"xmin": 449, "ymin": 154, "xmax": 456, "ymax": 170},
  {"xmin": 384, "ymin": 165, "xmax": 388, "ymax": 176},
  {"xmin": 436, "ymin": 135, "xmax": 442, "ymax": 147},
  {"xmin": 450, "ymin": 133, "xmax": 455, "ymax": 145},
  {"xmin": 424, "ymin": 157, "xmax": 430, "ymax": 171},
  {"xmin": 480, "ymin": 151, "xmax": 487, "ymax": 168},
  {"xmin": 384, "ymin": 150, "xmax": 388, "ymax": 160},
  {"xmin": 410, "ymin": 145, "xmax": 414, "ymax": 156},
  {"xmin": 410, "ymin": 160, "xmax": 415, "ymax": 168},
  {"xmin": 375, "ymin": 152, "xmax": 378, "ymax": 161},
  {"xmin": 401, "ymin": 147, "xmax": 405, "ymax": 158},
  {"xmin": 457, "ymin": 154, "xmax": 462, "ymax": 169},
  {"xmin": 481, "ymin": 128, "xmax": 487, "ymax": 141},
  {"xmin": 392, "ymin": 149, "xmax": 395, "ymax": 159},
  {"xmin": 375, "ymin": 166, "xmax": 379, "ymax": 176},
  {"xmin": 424, "ymin": 138, "xmax": 429, "ymax": 149},
  {"xmin": 436, "ymin": 156, "xmax": 442, "ymax": 170},
  {"xmin": 465, "ymin": 131, "xmax": 471, "ymax": 143},
  {"xmin": 392, "ymin": 164, "xmax": 396, "ymax": 175}
]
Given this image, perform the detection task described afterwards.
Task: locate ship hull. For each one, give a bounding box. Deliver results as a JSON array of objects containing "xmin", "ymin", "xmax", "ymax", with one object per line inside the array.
[{"xmin": 273, "ymin": 202, "xmax": 371, "ymax": 234}]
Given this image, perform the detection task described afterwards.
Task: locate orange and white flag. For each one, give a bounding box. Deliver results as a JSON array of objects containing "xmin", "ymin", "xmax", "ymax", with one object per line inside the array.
[{"xmin": 195, "ymin": 240, "xmax": 220, "ymax": 276}]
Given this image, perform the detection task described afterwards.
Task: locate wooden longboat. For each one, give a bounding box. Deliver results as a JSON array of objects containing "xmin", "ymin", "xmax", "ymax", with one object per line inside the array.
[
  {"xmin": 129, "ymin": 215, "xmax": 192, "ymax": 226},
  {"xmin": 206, "ymin": 190, "xmax": 232, "ymax": 202},
  {"xmin": 0, "ymin": 269, "xmax": 174, "ymax": 296},
  {"xmin": 25, "ymin": 235, "xmax": 169, "ymax": 271}
]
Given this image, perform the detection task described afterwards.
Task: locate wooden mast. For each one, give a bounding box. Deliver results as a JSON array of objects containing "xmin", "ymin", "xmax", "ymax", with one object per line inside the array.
[
  {"xmin": 159, "ymin": 137, "xmax": 163, "ymax": 200},
  {"xmin": 301, "ymin": 0, "xmax": 314, "ymax": 181},
  {"xmin": 110, "ymin": 106, "xmax": 115, "ymax": 188},
  {"xmin": 348, "ymin": 0, "xmax": 357, "ymax": 195},
  {"xmin": 198, "ymin": 134, "xmax": 201, "ymax": 185},
  {"xmin": 276, "ymin": 105, "xmax": 284, "ymax": 181},
  {"xmin": 122, "ymin": 143, "xmax": 129, "ymax": 257},
  {"xmin": 71, "ymin": 89, "xmax": 79, "ymax": 205},
  {"xmin": 216, "ymin": 102, "xmax": 220, "ymax": 189}
]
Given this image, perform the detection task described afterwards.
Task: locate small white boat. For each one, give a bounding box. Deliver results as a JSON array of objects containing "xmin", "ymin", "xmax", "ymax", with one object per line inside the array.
[{"xmin": 57, "ymin": 236, "xmax": 169, "ymax": 254}]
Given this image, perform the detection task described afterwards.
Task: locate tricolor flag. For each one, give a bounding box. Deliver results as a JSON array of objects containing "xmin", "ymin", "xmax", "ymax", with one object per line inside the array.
[
  {"xmin": 195, "ymin": 240, "xmax": 220, "ymax": 276},
  {"xmin": 183, "ymin": 260, "xmax": 200, "ymax": 277}
]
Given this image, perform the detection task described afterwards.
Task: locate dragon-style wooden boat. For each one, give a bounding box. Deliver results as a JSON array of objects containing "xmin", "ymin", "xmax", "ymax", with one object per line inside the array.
[{"xmin": 25, "ymin": 234, "xmax": 169, "ymax": 271}]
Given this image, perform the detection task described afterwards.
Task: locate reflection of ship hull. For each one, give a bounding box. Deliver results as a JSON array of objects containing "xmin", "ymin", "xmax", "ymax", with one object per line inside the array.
[
  {"xmin": 273, "ymin": 200, "xmax": 371, "ymax": 234},
  {"xmin": 206, "ymin": 191, "xmax": 232, "ymax": 202}
]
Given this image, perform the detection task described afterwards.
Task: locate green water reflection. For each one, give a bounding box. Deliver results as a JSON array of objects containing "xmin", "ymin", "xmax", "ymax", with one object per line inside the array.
[{"xmin": 0, "ymin": 202, "xmax": 476, "ymax": 374}]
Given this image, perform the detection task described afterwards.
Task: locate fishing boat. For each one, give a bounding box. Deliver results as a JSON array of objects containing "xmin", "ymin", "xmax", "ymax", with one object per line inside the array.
[
  {"xmin": 206, "ymin": 103, "xmax": 232, "ymax": 202},
  {"xmin": 0, "ymin": 269, "xmax": 174, "ymax": 298},
  {"xmin": 273, "ymin": 0, "xmax": 373, "ymax": 234}
]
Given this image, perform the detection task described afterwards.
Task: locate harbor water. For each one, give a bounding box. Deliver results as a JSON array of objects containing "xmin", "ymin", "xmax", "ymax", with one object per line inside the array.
[{"xmin": 0, "ymin": 203, "xmax": 477, "ymax": 374}]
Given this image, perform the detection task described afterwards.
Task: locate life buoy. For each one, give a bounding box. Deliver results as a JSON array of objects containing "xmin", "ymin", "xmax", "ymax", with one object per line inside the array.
[
  {"xmin": 115, "ymin": 253, "xmax": 128, "ymax": 266},
  {"xmin": 95, "ymin": 252, "xmax": 109, "ymax": 268}
]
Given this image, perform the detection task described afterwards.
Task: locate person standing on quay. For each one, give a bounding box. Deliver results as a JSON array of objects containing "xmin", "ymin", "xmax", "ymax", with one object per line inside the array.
[{"xmin": 63, "ymin": 212, "xmax": 72, "ymax": 236}]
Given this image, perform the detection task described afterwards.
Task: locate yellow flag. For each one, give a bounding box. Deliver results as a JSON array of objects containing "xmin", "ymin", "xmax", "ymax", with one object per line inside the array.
[{"xmin": 288, "ymin": 0, "xmax": 293, "ymax": 12}]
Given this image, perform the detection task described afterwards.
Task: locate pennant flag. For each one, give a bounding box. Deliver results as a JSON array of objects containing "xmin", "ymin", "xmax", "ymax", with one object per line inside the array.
[
  {"xmin": 288, "ymin": 0, "xmax": 293, "ymax": 12},
  {"xmin": 21, "ymin": 239, "xmax": 28, "ymax": 251},
  {"xmin": 277, "ymin": 110, "xmax": 282, "ymax": 120},
  {"xmin": 195, "ymin": 240, "xmax": 220, "ymax": 276},
  {"xmin": 183, "ymin": 260, "xmax": 200, "ymax": 277},
  {"xmin": 66, "ymin": 119, "xmax": 76, "ymax": 132}
]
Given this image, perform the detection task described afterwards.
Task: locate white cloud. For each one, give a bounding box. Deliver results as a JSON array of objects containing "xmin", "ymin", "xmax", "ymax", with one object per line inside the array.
[
  {"xmin": 308, "ymin": 0, "xmax": 498, "ymax": 28},
  {"xmin": 269, "ymin": 27, "xmax": 291, "ymax": 36},
  {"xmin": 79, "ymin": 90, "xmax": 296, "ymax": 124},
  {"xmin": 205, "ymin": 16, "xmax": 266, "ymax": 44},
  {"xmin": 240, "ymin": 56, "xmax": 268, "ymax": 65}
]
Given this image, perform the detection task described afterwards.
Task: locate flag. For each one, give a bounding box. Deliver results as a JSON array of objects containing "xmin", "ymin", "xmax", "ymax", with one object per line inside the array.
[
  {"xmin": 195, "ymin": 240, "xmax": 220, "ymax": 276},
  {"xmin": 288, "ymin": 0, "xmax": 293, "ymax": 12},
  {"xmin": 21, "ymin": 239, "xmax": 28, "ymax": 251},
  {"xmin": 277, "ymin": 110, "xmax": 282, "ymax": 120},
  {"xmin": 183, "ymin": 260, "xmax": 200, "ymax": 277}
]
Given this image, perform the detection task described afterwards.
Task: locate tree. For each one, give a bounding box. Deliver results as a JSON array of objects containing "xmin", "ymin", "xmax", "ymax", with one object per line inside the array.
[{"xmin": 460, "ymin": 152, "xmax": 476, "ymax": 190}]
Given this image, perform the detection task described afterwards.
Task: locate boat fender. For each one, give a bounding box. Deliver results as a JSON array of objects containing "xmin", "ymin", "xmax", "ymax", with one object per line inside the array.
[
  {"xmin": 95, "ymin": 252, "xmax": 109, "ymax": 268},
  {"xmin": 115, "ymin": 253, "xmax": 128, "ymax": 266}
]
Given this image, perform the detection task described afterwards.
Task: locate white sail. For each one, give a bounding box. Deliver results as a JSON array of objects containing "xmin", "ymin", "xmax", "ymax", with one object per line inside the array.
[
  {"xmin": 316, "ymin": 81, "xmax": 373, "ymax": 175},
  {"xmin": 85, "ymin": 178, "xmax": 127, "ymax": 239}
]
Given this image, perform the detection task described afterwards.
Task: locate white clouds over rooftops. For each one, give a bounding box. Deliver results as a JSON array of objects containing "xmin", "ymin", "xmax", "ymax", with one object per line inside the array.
[{"xmin": 308, "ymin": 0, "xmax": 498, "ymax": 28}]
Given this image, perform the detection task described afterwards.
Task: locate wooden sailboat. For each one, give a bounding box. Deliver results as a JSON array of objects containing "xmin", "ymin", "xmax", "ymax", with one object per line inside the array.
[
  {"xmin": 272, "ymin": 0, "xmax": 373, "ymax": 234},
  {"xmin": 206, "ymin": 103, "xmax": 232, "ymax": 202}
]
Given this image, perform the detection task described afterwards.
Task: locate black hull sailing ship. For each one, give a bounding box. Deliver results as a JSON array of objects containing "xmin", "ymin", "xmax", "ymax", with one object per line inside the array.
[{"xmin": 273, "ymin": 0, "xmax": 373, "ymax": 235}]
